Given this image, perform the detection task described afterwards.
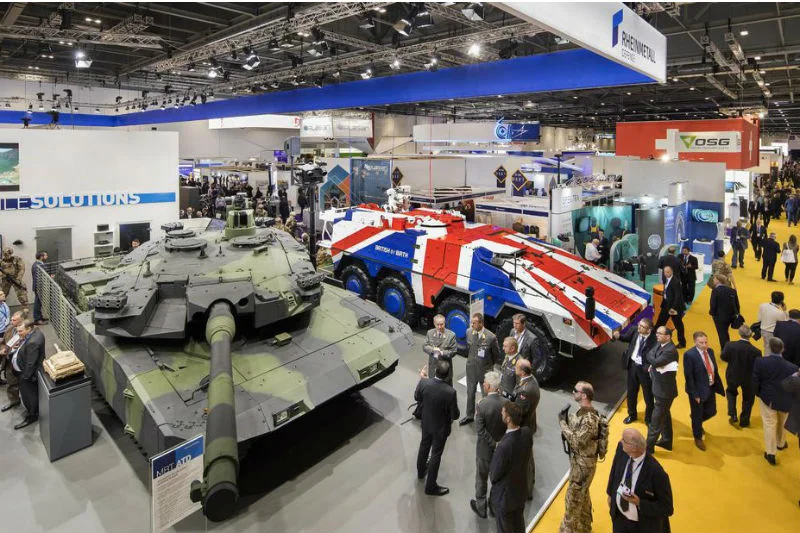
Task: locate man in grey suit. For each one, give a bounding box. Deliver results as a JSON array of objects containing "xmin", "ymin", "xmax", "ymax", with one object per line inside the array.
[
  {"xmin": 645, "ymin": 326, "xmax": 680, "ymax": 454},
  {"xmin": 513, "ymin": 358, "xmax": 540, "ymax": 500},
  {"xmin": 423, "ymin": 314, "xmax": 457, "ymax": 386},
  {"xmin": 462, "ymin": 313, "xmax": 501, "ymax": 426},
  {"xmin": 512, "ymin": 313, "xmax": 536, "ymax": 364},
  {"xmin": 470, "ymin": 370, "xmax": 507, "ymax": 519}
]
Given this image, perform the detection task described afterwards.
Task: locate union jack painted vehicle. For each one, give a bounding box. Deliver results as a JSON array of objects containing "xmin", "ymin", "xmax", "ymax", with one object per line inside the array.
[{"xmin": 320, "ymin": 204, "xmax": 650, "ymax": 381}]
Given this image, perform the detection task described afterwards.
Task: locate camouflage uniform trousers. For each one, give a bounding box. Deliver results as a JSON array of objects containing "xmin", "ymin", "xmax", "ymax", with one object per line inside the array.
[
  {"xmin": 0, "ymin": 279, "xmax": 28, "ymax": 308},
  {"xmin": 558, "ymin": 454, "xmax": 597, "ymax": 533}
]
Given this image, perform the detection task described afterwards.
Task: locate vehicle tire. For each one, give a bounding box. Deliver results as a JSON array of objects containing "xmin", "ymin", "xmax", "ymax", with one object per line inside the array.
[
  {"xmin": 376, "ymin": 276, "xmax": 418, "ymax": 325},
  {"xmin": 437, "ymin": 295, "xmax": 471, "ymax": 355},
  {"xmin": 339, "ymin": 263, "xmax": 375, "ymax": 300},
  {"xmin": 495, "ymin": 317, "xmax": 561, "ymax": 383}
]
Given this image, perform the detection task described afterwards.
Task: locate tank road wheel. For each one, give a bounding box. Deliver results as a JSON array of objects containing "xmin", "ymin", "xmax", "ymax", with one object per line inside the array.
[
  {"xmin": 495, "ymin": 317, "xmax": 561, "ymax": 383},
  {"xmin": 376, "ymin": 276, "xmax": 418, "ymax": 325},
  {"xmin": 437, "ymin": 295, "xmax": 471, "ymax": 355},
  {"xmin": 340, "ymin": 264, "xmax": 375, "ymax": 300}
]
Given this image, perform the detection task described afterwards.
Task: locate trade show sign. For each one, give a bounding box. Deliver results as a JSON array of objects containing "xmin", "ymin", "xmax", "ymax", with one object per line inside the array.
[
  {"xmin": 497, "ymin": 2, "xmax": 666, "ymax": 83},
  {"xmin": 676, "ymin": 131, "xmax": 741, "ymax": 153},
  {"xmin": 150, "ymin": 434, "xmax": 204, "ymax": 533},
  {"xmin": 0, "ymin": 191, "xmax": 176, "ymax": 211}
]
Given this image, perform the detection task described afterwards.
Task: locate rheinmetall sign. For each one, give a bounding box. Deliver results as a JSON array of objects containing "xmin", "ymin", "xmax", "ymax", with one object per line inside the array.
[{"xmin": 497, "ymin": 2, "xmax": 666, "ymax": 83}]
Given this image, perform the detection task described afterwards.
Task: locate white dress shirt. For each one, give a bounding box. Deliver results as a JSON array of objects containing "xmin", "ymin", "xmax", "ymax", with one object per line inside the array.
[
  {"xmin": 631, "ymin": 334, "xmax": 646, "ymax": 366},
  {"xmin": 616, "ymin": 453, "xmax": 646, "ymax": 521},
  {"xmin": 585, "ymin": 242, "xmax": 601, "ymax": 262}
]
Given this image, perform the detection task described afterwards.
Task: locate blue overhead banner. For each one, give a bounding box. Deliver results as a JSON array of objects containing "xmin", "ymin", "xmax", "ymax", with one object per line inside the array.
[
  {"xmin": 114, "ymin": 48, "xmax": 654, "ymax": 127},
  {"xmin": 0, "ymin": 191, "xmax": 176, "ymax": 211},
  {"xmin": 495, "ymin": 120, "xmax": 540, "ymax": 141}
]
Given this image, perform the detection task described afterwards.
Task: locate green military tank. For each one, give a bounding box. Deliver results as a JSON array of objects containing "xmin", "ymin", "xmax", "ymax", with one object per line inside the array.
[{"xmin": 53, "ymin": 194, "xmax": 412, "ymax": 521}]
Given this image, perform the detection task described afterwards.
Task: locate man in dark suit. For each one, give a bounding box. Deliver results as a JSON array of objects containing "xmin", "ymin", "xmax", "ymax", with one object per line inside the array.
[
  {"xmin": 10, "ymin": 319, "xmax": 45, "ymax": 429},
  {"xmin": 645, "ymin": 327, "xmax": 679, "ymax": 454},
  {"xmin": 471, "ymin": 370, "xmax": 507, "ymax": 519},
  {"xmin": 415, "ymin": 360, "xmax": 460, "ymax": 495},
  {"xmin": 512, "ymin": 358, "xmax": 540, "ymax": 500},
  {"xmin": 462, "ymin": 313, "xmax": 500, "ymax": 426},
  {"xmin": 657, "ymin": 246, "xmax": 682, "ymax": 285},
  {"xmin": 680, "ymin": 246, "xmax": 699, "ymax": 305},
  {"xmin": 753, "ymin": 337, "xmax": 798, "ymax": 465},
  {"xmin": 490, "ymin": 402, "xmax": 533, "ymax": 533},
  {"xmin": 683, "ymin": 331, "xmax": 725, "ymax": 451},
  {"xmin": 774, "ymin": 309, "xmax": 800, "ymax": 366},
  {"xmin": 654, "ymin": 266, "xmax": 686, "ymax": 348},
  {"xmin": 709, "ymin": 274, "xmax": 740, "ymax": 350},
  {"xmin": 423, "ymin": 314, "xmax": 457, "ymax": 385},
  {"xmin": 614, "ymin": 318, "xmax": 656, "ymax": 425},
  {"xmin": 762, "ymin": 232, "xmax": 781, "ymax": 281},
  {"xmin": 606, "ymin": 429, "xmax": 674, "ymax": 533},
  {"xmin": 721, "ymin": 325, "xmax": 762, "ymax": 427}
]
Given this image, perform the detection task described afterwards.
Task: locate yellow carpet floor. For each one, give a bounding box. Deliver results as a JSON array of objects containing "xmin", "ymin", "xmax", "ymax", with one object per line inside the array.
[{"xmin": 534, "ymin": 215, "xmax": 800, "ymax": 533}]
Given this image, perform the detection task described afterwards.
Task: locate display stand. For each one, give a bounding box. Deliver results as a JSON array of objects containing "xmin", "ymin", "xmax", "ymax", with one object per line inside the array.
[{"xmin": 38, "ymin": 370, "xmax": 92, "ymax": 462}]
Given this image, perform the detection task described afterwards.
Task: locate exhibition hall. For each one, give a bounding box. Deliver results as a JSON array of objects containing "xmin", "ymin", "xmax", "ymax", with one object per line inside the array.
[{"xmin": 0, "ymin": 2, "xmax": 798, "ymax": 533}]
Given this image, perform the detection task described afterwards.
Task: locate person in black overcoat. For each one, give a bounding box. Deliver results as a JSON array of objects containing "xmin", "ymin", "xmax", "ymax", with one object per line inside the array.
[
  {"xmin": 721, "ymin": 325, "xmax": 763, "ymax": 427},
  {"xmin": 709, "ymin": 275, "xmax": 740, "ymax": 350},
  {"xmin": 415, "ymin": 360, "xmax": 460, "ymax": 496},
  {"xmin": 489, "ymin": 402, "xmax": 533, "ymax": 533}
]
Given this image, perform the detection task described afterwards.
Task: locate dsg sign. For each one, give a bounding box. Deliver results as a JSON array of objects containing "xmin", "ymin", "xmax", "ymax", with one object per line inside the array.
[{"xmin": 677, "ymin": 131, "xmax": 741, "ymax": 153}]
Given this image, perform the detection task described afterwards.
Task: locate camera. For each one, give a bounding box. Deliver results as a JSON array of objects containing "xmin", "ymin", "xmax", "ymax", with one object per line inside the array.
[{"xmin": 292, "ymin": 162, "xmax": 327, "ymax": 187}]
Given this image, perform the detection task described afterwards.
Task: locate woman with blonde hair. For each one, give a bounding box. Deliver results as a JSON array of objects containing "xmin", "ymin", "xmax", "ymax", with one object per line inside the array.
[{"xmin": 782, "ymin": 234, "xmax": 799, "ymax": 284}]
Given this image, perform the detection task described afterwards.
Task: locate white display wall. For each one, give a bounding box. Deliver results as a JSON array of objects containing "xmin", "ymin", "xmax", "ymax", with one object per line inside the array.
[
  {"xmin": 0, "ymin": 129, "xmax": 179, "ymax": 304},
  {"xmin": 620, "ymin": 159, "xmax": 726, "ymax": 203}
]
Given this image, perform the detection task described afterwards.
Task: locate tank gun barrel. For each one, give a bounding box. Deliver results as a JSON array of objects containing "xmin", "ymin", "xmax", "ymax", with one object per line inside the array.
[{"xmin": 190, "ymin": 302, "xmax": 239, "ymax": 521}]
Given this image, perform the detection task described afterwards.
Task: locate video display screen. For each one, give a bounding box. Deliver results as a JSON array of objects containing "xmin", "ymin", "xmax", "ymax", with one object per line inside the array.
[{"xmin": 0, "ymin": 143, "xmax": 20, "ymax": 192}]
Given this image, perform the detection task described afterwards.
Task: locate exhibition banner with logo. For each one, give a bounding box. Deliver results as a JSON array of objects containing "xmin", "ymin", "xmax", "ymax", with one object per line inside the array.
[
  {"xmin": 497, "ymin": 2, "xmax": 667, "ymax": 83},
  {"xmin": 676, "ymin": 131, "xmax": 741, "ymax": 153}
]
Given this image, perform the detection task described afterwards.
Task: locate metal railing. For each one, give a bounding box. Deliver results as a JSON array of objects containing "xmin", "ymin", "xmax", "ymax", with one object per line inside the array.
[{"xmin": 35, "ymin": 262, "xmax": 79, "ymax": 352}]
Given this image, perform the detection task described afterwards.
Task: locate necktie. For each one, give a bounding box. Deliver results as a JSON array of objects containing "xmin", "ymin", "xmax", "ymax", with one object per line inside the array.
[
  {"xmin": 621, "ymin": 459, "xmax": 633, "ymax": 512},
  {"xmin": 701, "ymin": 350, "xmax": 714, "ymax": 385}
]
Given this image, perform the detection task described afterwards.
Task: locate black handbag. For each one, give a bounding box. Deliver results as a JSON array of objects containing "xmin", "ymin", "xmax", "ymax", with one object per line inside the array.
[
  {"xmin": 751, "ymin": 321, "xmax": 762, "ymax": 341},
  {"xmin": 731, "ymin": 314, "xmax": 745, "ymax": 329}
]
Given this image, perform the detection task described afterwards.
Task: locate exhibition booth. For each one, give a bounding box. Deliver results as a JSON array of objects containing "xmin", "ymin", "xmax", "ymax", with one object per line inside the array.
[{"xmin": 0, "ymin": 129, "xmax": 179, "ymax": 304}]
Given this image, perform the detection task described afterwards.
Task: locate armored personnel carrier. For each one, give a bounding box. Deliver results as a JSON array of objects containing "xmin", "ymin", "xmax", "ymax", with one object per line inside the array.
[
  {"xmin": 51, "ymin": 194, "xmax": 412, "ymax": 521},
  {"xmin": 321, "ymin": 202, "xmax": 649, "ymax": 382}
]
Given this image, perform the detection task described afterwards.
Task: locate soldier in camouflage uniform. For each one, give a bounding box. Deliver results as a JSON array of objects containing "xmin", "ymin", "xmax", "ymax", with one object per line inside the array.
[
  {"xmin": 558, "ymin": 381, "xmax": 602, "ymax": 533},
  {"xmin": 0, "ymin": 247, "xmax": 28, "ymax": 309}
]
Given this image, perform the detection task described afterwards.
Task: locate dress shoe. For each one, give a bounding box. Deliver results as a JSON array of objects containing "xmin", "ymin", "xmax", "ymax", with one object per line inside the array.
[
  {"xmin": 623, "ymin": 415, "xmax": 637, "ymax": 424},
  {"xmin": 778, "ymin": 443, "xmax": 789, "ymax": 451},
  {"xmin": 14, "ymin": 415, "xmax": 37, "ymax": 430},
  {"xmin": 34, "ymin": 319, "xmax": 48, "ymax": 326},
  {"xmin": 1, "ymin": 401, "xmax": 20, "ymax": 412},
  {"xmin": 459, "ymin": 417, "xmax": 474, "ymax": 426},
  {"xmin": 764, "ymin": 452, "xmax": 777, "ymax": 466},
  {"xmin": 470, "ymin": 499, "xmax": 487, "ymax": 519},
  {"xmin": 655, "ymin": 440, "xmax": 672, "ymax": 451},
  {"xmin": 729, "ymin": 414, "xmax": 738, "ymax": 424},
  {"xmin": 695, "ymin": 439, "xmax": 706, "ymax": 451},
  {"xmin": 425, "ymin": 486, "xmax": 449, "ymax": 496}
]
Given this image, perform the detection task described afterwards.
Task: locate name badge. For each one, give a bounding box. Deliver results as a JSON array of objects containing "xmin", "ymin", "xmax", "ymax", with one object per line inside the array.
[{"xmin": 478, "ymin": 348, "xmax": 486, "ymax": 359}]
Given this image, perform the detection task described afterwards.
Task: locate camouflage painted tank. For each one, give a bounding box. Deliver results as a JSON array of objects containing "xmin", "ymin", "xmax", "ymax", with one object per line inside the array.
[{"xmin": 55, "ymin": 195, "xmax": 412, "ymax": 521}]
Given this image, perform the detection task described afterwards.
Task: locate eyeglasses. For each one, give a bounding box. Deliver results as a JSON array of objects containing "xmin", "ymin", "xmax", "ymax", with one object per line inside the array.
[{"xmin": 573, "ymin": 388, "xmax": 582, "ymax": 393}]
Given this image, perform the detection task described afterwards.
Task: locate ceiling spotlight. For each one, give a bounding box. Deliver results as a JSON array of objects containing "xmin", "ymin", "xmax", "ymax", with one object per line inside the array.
[
  {"xmin": 95, "ymin": 108, "xmax": 100, "ymax": 113},
  {"xmin": 740, "ymin": 29, "xmax": 749, "ymax": 36},
  {"xmin": 393, "ymin": 18, "xmax": 413, "ymax": 36},
  {"xmin": 313, "ymin": 76, "xmax": 325, "ymax": 88},
  {"xmin": 269, "ymin": 81, "xmax": 280, "ymax": 89},
  {"xmin": 85, "ymin": 17, "xmax": 92, "ymax": 22},
  {"xmin": 268, "ymin": 38, "xmax": 280, "ymax": 52},
  {"xmin": 208, "ymin": 59, "xmax": 222, "ymax": 78},
  {"xmin": 187, "ymin": 63, "xmax": 196, "ymax": 72},
  {"xmin": 74, "ymin": 50, "xmax": 92, "ymax": 68},
  {"xmin": 462, "ymin": 2, "xmax": 485, "ymax": 21},
  {"xmin": 290, "ymin": 76, "xmax": 300, "ymax": 86},
  {"xmin": 360, "ymin": 67, "xmax": 373, "ymax": 80},
  {"xmin": 467, "ymin": 43, "xmax": 481, "ymax": 57},
  {"xmin": 689, "ymin": 86, "xmax": 695, "ymax": 90},
  {"xmin": 373, "ymin": 6, "xmax": 386, "ymax": 13},
  {"xmin": 759, "ymin": 69, "xmax": 766, "ymax": 74},
  {"xmin": 280, "ymin": 35, "xmax": 294, "ymax": 48},
  {"xmin": 307, "ymin": 42, "xmax": 328, "ymax": 57},
  {"xmin": 389, "ymin": 58, "xmax": 401, "ymax": 70},
  {"xmin": 754, "ymin": 55, "xmax": 762, "ymax": 61},
  {"xmin": 242, "ymin": 49, "xmax": 261, "ymax": 70},
  {"xmin": 331, "ymin": 70, "xmax": 341, "ymax": 79},
  {"xmin": 200, "ymin": 93, "xmax": 208, "ymax": 104},
  {"xmin": 672, "ymin": 77, "xmax": 679, "ymax": 82},
  {"xmin": 359, "ymin": 16, "xmax": 376, "ymax": 29},
  {"xmin": 160, "ymin": 100, "xmax": 166, "ymax": 110},
  {"xmin": 297, "ymin": 30, "xmax": 310, "ymax": 38},
  {"xmin": 415, "ymin": 10, "xmax": 434, "ymax": 28}
]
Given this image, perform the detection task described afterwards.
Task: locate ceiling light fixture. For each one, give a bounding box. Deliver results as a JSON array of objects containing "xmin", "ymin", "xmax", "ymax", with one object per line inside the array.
[
  {"xmin": 360, "ymin": 67, "xmax": 373, "ymax": 80},
  {"xmin": 389, "ymin": 58, "xmax": 401, "ymax": 70},
  {"xmin": 242, "ymin": 48, "xmax": 261, "ymax": 70},
  {"xmin": 462, "ymin": 3, "xmax": 485, "ymax": 21},
  {"xmin": 74, "ymin": 49, "xmax": 92, "ymax": 68},
  {"xmin": 740, "ymin": 29, "xmax": 749, "ymax": 36},
  {"xmin": 754, "ymin": 55, "xmax": 761, "ymax": 61},
  {"xmin": 187, "ymin": 63, "xmax": 196, "ymax": 72},
  {"xmin": 393, "ymin": 18, "xmax": 413, "ymax": 36},
  {"xmin": 359, "ymin": 16, "xmax": 376, "ymax": 29},
  {"xmin": 467, "ymin": 43, "xmax": 481, "ymax": 57}
]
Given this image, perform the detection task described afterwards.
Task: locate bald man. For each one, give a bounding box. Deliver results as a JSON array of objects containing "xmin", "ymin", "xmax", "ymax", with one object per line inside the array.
[{"xmin": 607, "ymin": 429, "xmax": 674, "ymax": 533}]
